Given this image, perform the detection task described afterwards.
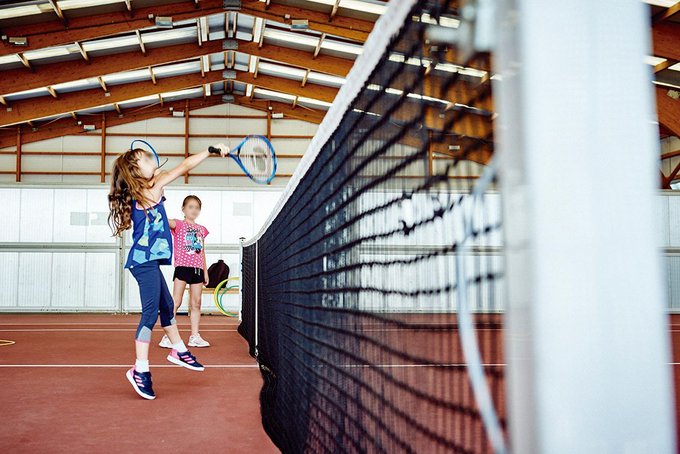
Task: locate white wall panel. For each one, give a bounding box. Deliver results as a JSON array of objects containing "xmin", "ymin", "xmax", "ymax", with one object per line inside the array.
[
  {"xmin": 61, "ymin": 156, "xmax": 99, "ymax": 172},
  {"xmin": 0, "ymin": 155, "xmax": 15, "ymax": 170},
  {"xmin": 21, "ymin": 175, "xmax": 62, "ymax": 183},
  {"xmin": 271, "ymin": 119, "xmax": 317, "ymax": 135},
  {"xmin": 0, "ymin": 252, "xmax": 19, "ymax": 307},
  {"xmin": 22, "ymin": 155, "xmax": 62, "ymax": 172},
  {"xmin": 668, "ymin": 195, "xmax": 680, "ymax": 247},
  {"xmin": 22, "ymin": 137, "xmax": 62, "ymax": 152},
  {"xmin": 0, "ymin": 188, "xmax": 20, "ymax": 241},
  {"xmin": 17, "ymin": 252, "xmax": 52, "ymax": 307},
  {"xmin": 61, "ymin": 135, "xmax": 101, "ymax": 152},
  {"xmin": 84, "ymin": 253, "xmax": 117, "ymax": 308},
  {"xmin": 270, "ymin": 138, "xmax": 310, "ymax": 155},
  {"xmin": 51, "ymin": 253, "xmax": 86, "ymax": 308},
  {"xmin": 19, "ymin": 189, "xmax": 54, "ymax": 242}
]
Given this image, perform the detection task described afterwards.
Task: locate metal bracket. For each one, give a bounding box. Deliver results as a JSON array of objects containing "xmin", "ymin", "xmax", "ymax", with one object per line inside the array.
[
  {"xmin": 222, "ymin": 39, "xmax": 238, "ymax": 50},
  {"xmin": 223, "ymin": 0, "xmax": 241, "ymax": 11}
]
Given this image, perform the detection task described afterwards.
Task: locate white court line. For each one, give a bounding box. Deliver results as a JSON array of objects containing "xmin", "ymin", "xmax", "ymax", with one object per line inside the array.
[
  {"xmin": 0, "ymin": 363, "xmax": 493, "ymax": 368},
  {"xmin": 339, "ymin": 363, "xmax": 507, "ymax": 368},
  {"xmin": 0, "ymin": 328, "xmax": 499, "ymax": 333},
  {"xmin": 2, "ymin": 363, "xmax": 679, "ymax": 369},
  {"xmin": 0, "ymin": 328, "xmax": 238, "ymax": 332},
  {"xmin": 0, "ymin": 364, "xmax": 258, "ymax": 368}
]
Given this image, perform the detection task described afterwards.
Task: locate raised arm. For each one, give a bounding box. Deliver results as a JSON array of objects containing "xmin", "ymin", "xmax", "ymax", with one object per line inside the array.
[
  {"xmin": 168, "ymin": 218, "xmax": 176, "ymax": 230},
  {"xmin": 153, "ymin": 144, "xmax": 228, "ymax": 190}
]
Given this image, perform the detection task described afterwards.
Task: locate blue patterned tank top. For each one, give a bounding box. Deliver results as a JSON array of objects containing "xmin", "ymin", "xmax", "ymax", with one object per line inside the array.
[{"xmin": 124, "ymin": 196, "xmax": 173, "ymax": 269}]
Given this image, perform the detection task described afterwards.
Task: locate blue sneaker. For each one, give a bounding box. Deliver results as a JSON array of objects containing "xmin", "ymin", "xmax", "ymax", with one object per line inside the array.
[
  {"xmin": 126, "ymin": 367, "xmax": 156, "ymax": 400},
  {"xmin": 167, "ymin": 349, "xmax": 205, "ymax": 371}
]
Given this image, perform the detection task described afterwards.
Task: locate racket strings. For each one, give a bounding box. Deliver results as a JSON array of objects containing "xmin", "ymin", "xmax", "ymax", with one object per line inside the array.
[{"xmin": 239, "ymin": 137, "xmax": 275, "ymax": 181}]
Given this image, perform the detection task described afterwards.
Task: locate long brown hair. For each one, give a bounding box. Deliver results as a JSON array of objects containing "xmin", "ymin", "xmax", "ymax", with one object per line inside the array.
[{"xmin": 108, "ymin": 148, "xmax": 153, "ymax": 236}]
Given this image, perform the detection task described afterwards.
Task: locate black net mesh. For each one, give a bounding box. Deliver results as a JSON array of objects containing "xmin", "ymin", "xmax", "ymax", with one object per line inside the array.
[{"xmin": 239, "ymin": 0, "xmax": 504, "ymax": 452}]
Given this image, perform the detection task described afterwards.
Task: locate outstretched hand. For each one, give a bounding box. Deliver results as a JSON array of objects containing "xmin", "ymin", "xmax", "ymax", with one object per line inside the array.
[{"xmin": 210, "ymin": 143, "xmax": 230, "ymax": 157}]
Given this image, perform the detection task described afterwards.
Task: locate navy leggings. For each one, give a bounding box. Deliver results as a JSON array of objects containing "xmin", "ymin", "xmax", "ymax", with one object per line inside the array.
[{"xmin": 130, "ymin": 261, "xmax": 176, "ymax": 342}]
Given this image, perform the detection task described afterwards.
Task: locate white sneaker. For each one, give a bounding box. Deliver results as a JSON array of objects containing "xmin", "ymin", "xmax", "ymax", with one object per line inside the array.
[
  {"xmin": 158, "ymin": 334, "xmax": 173, "ymax": 349},
  {"xmin": 188, "ymin": 333, "xmax": 210, "ymax": 348}
]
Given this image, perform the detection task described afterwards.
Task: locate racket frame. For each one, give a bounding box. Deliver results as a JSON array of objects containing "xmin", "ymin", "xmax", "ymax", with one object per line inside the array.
[{"xmin": 228, "ymin": 134, "xmax": 277, "ymax": 184}]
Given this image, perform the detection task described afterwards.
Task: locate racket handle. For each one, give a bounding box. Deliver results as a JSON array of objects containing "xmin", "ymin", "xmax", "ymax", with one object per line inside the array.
[{"xmin": 208, "ymin": 146, "xmax": 221, "ymax": 155}]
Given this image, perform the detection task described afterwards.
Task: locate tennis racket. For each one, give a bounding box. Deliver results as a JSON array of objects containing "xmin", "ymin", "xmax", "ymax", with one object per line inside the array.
[
  {"xmin": 208, "ymin": 135, "xmax": 277, "ymax": 184},
  {"xmin": 130, "ymin": 139, "xmax": 168, "ymax": 169}
]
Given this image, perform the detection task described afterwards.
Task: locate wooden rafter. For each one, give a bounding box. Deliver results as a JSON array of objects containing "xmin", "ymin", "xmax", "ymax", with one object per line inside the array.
[
  {"xmin": 48, "ymin": 0, "xmax": 67, "ymax": 26},
  {"xmin": 235, "ymin": 96, "xmax": 325, "ymax": 124},
  {"xmin": 240, "ymin": 0, "xmax": 373, "ymax": 42},
  {"xmin": 653, "ymin": 1, "xmax": 680, "ymax": 24},
  {"xmin": 0, "ymin": 96, "xmax": 226, "ymax": 149},
  {"xmin": 0, "ymin": 69, "xmax": 338, "ymax": 127},
  {"xmin": 654, "ymin": 59, "xmax": 678, "ymax": 74},
  {"xmin": 0, "ymin": 40, "xmax": 353, "ymax": 96},
  {"xmin": 135, "ymin": 30, "xmax": 146, "ymax": 56},
  {"xmin": 17, "ymin": 53, "xmax": 32, "ymax": 71},
  {"xmin": 258, "ymin": 20, "xmax": 267, "ymax": 48},
  {"xmin": 238, "ymin": 71, "xmax": 337, "ymax": 102},
  {"xmin": 0, "ymin": 65, "xmax": 496, "ymax": 143},
  {"xmin": 74, "ymin": 41, "xmax": 90, "ymax": 63},
  {"xmin": 652, "ymin": 21, "xmax": 680, "ymax": 62},
  {"xmin": 656, "ymin": 85, "xmax": 680, "ymax": 138},
  {"xmin": 0, "ymin": 95, "xmax": 322, "ymax": 150},
  {"xmin": 97, "ymin": 77, "xmax": 108, "ymax": 92},
  {"xmin": 240, "ymin": 40, "xmax": 352, "ymax": 77},
  {"xmin": 330, "ymin": 0, "xmax": 341, "ymax": 21},
  {"xmin": 313, "ymin": 33, "xmax": 326, "ymax": 59},
  {"xmin": 16, "ymin": 127, "xmax": 21, "ymax": 182},
  {"xmin": 0, "ymin": 0, "xmax": 226, "ymax": 58}
]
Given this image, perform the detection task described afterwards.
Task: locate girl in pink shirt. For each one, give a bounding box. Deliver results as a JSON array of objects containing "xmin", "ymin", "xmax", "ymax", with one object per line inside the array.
[{"xmin": 159, "ymin": 195, "xmax": 211, "ymax": 348}]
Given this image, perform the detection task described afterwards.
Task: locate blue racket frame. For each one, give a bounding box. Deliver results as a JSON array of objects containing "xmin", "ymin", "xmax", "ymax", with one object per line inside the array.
[
  {"xmin": 229, "ymin": 134, "xmax": 277, "ymax": 184},
  {"xmin": 130, "ymin": 139, "xmax": 162, "ymax": 168}
]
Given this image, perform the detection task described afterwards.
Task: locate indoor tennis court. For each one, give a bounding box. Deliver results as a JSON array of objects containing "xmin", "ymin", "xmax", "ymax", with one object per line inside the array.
[{"xmin": 1, "ymin": 0, "xmax": 680, "ymax": 453}]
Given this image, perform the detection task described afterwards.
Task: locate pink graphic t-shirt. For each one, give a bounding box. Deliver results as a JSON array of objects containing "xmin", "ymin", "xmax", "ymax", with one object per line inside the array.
[{"xmin": 171, "ymin": 219, "xmax": 209, "ymax": 269}]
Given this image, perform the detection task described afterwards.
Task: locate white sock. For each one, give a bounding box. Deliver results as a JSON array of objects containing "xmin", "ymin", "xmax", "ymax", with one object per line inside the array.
[
  {"xmin": 172, "ymin": 340, "xmax": 188, "ymax": 353},
  {"xmin": 135, "ymin": 359, "xmax": 150, "ymax": 373}
]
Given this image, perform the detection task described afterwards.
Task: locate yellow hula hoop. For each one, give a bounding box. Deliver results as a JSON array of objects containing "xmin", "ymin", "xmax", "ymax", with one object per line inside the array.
[
  {"xmin": 213, "ymin": 277, "xmax": 240, "ymax": 316},
  {"xmin": 218, "ymin": 286, "xmax": 239, "ymax": 317},
  {"xmin": 0, "ymin": 339, "xmax": 15, "ymax": 347}
]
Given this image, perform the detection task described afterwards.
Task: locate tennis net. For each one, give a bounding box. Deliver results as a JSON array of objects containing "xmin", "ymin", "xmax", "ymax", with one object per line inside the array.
[{"xmin": 238, "ymin": 0, "xmax": 504, "ymax": 452}]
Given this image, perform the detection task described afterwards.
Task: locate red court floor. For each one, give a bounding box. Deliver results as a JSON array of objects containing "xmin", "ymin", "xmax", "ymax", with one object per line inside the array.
[
  {"xmin": 0, "ymin": 314, "xmax": 278, "ymax": 454},
  {"xmin": 1, "ymin": 313, "xmax": 679, "ymax": 453}
]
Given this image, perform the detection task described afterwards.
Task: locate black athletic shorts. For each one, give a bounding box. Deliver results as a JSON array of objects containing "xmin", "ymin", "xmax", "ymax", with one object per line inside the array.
[{"xmin": 173, "ymin": 266, "xmax": 205, "ymax": 285}]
